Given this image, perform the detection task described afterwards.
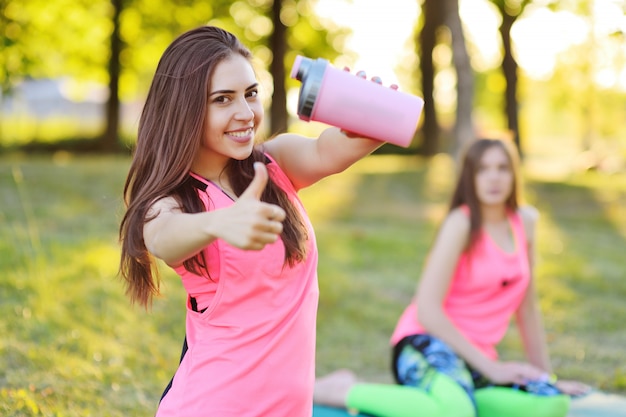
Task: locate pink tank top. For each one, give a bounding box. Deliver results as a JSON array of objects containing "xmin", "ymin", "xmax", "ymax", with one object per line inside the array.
[
  {"xmin": 156, "ymin": 156, "xmax": 319, "ymax": 417},
  {"xmin": 390, "ymin": 207, "xmax": 530, "ymax": 359}
]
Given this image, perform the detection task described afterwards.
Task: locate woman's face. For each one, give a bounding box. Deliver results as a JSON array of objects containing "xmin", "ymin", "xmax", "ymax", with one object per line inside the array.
[
  {"xmin": 198, "ymin": 54, "xmax": 264, "ymax": 168},
  {"xmin": 474, "ymin": 145, "xmax": 514, "ymax": 207}
]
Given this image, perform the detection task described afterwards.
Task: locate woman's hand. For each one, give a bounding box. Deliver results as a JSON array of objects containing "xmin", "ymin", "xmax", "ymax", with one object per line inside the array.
[
  {"xmin": 555, "ymin": 379, "xmax": 593, "ymax": 397},
  {"xmin": 485, "ymin": 361, "xmax": 592, "ymax": 397},
  {"xmin": 484, "ymin": 360, "xmax": 547, "ymax": 385},
  {"xmin": 215, "ymin": 162, "xmax": 286, "ymax": 250},
  {"xmin": 339, "ymin": 68, "xmax": 398, "ymax": 138},
  {"xmin": 348, "ymin": 68, "xmax": 398, "ymax": 90}
]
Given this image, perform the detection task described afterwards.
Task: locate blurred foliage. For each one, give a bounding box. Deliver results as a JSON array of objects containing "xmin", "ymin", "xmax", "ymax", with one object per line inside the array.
[
  {"xmin": 0, "ymin": 0, "xmax": 112, "ymax": 94},
  {"xmin": 1, "ymin": 0, "xmax": 625, "ymax": 164},
  {"xmin": 0, "ymin": 0, "xmax": 346, "ymax": 99}
]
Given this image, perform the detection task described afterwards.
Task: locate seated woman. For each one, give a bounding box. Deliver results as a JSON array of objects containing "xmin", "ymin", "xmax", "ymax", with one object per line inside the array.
[{"xmin": 313, "ymin": 138, "xmax": 590, "ymax": 417}]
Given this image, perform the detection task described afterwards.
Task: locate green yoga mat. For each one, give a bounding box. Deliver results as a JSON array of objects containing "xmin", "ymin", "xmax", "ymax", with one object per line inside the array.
[{"xmin": 312, "ymin": 404, "xmax": 372, "ymax": 417}]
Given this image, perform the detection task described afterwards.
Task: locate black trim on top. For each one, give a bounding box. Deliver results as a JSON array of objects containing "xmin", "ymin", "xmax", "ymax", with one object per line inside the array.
[
  {"xmin": 189, "ymin": 296, "xmax": 207, "ymax": 313},
  {"xmin": 187, "ymin": 176, "xmax": 208, "ymax": 191}
]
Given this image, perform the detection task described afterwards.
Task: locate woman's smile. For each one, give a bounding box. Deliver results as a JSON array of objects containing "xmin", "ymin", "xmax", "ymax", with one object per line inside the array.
[{"xmin": 226, "ymin": 126, "xmax": 255, "ymax": 143}]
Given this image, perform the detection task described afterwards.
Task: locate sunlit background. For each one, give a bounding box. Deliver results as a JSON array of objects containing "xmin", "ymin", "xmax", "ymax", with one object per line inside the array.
[
  {"xmin": 2, "ymin": 0, "xmax": 626, "ymax": 175},
  {"xmin": 317, "ymin": 0, "xmax": 626, "ymax": 88}
]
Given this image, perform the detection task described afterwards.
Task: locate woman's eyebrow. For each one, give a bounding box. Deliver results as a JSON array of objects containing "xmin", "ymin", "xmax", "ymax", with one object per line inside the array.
[{"xmin": 209, "ymin": 83, "xmax": 258, "ymax": 97}]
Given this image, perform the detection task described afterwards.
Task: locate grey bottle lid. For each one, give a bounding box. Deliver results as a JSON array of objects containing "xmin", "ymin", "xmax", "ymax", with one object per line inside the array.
[{"xmin": 291, "ymin": 56, "xmax": 328, "ymax": 121}]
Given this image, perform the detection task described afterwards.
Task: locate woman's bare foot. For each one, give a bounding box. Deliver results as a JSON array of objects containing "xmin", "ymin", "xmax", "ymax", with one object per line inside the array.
[{"xmin": 313, "ymin": 369, "xmax": 358, "ymax": 408}]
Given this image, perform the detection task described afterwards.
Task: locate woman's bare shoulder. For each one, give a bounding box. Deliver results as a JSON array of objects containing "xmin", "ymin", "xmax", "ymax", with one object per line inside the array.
[
  {"xmin": 517, "ymin": 204, "xmax": 539, "ymax": 240},
  {"xmin": 438, "ymin": 207, "xmax": 471, "ymax": 240},
  {"xmin": 518, "ymin": 204, "xmax": 539, "ymax": 224}
]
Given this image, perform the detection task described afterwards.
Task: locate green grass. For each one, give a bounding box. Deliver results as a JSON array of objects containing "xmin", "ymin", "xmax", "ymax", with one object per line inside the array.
[{"xmin": 1, "ymin": 152, "xmax": 625, "ymax": 416}]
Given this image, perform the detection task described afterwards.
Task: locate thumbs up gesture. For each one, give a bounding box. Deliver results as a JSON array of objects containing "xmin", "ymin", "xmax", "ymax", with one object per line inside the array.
[{"xmin": 218, "ymin": 162, "xmax": 286, "ymax": 250}]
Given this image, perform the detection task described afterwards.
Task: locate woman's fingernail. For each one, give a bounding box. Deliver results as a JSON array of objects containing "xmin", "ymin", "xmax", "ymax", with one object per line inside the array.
[
  {"xmin": 372, "ymin": 76, "xmax": 382, "ymax": 84},
  {"xmin": 356, "ymin": 70, "xmax": 366, "ymax": 78}
]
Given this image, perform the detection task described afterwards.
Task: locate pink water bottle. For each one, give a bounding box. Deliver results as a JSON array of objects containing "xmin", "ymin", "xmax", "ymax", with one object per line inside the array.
[{"xmin": 290, "ymin": 55, "xmax": 424, "ymax": 148}]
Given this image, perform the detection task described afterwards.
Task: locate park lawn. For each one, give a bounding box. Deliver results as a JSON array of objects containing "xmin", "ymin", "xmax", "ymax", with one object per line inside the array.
[{"xmin": 0, "ymin": 152, "xmax": 625, "ymax": 416}]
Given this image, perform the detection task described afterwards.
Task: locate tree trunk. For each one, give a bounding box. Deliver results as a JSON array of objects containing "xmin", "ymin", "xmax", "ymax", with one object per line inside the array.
[
  {"xmin": 499, "ymin": 11, "xmax": 522, "ymax": 156},
  {"xmin": 269, "ymin": 0, "xmax": 288, "ymax": 135},
  {"xmin": 445, "ymin": 0, "xmax": 474, "ymax": 152},
  {"xmin": 101, "ymin": 0, "xmax": 122, "ymax": 152},
  {"xmin": 418, "ymin": 0, "xmax": 445, "ymax": 156}
]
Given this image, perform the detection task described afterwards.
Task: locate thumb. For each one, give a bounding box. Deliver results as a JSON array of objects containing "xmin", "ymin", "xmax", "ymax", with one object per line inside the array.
[{"xmin": 240, "ymin": 162, "xmax": 268, "ymax": 201}]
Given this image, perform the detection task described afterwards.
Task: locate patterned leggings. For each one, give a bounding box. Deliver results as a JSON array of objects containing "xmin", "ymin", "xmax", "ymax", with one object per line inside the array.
[{"xmin": 393, "ymin": 334, "xmax": 562, "ymax": 403}]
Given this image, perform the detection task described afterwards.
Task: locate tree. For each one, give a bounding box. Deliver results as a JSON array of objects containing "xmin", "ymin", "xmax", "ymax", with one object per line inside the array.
[
  {"xmin": 490, "ymin": 0, "xmax": 531, "ymax": 156},
  {"xmin": 261, "ymin": 0, "xmax": 347, "ymax": 136},
  {"xmin": 417, "ymin": 0, "xmax": 445, "ymax": 156},
  {"xmin": 101, "ymin": 0, "xmax": 123, "ymax": 152},
  {"xmin": 416, "ymin": 0, "xmax": 474, "ymax": 155},
  {"xmin": 445, "ymin": 0, "xmax": 474, "ymax": 151},
  {"xmin": 270, "ymin": 0, "xmax": 288, "ymax": 134}
]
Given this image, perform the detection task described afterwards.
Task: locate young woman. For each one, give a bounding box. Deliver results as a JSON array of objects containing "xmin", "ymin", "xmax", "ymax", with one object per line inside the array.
[
  {"xmin": 313, "ymin": 138, "xmax": 590, "ymax": 417},
  {"xmin": 118, "ymin": 26, "xmax": 390, "ymax": 416}
]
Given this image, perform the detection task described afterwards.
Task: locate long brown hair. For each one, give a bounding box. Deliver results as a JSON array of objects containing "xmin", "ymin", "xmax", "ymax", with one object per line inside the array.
[
  {"xmin": 448, "ymin": 137, "xmax": 521, "ymax": 248},
  {"xmin": 119, "ymin": 26, "xmax": 308, "ymax": 308}
]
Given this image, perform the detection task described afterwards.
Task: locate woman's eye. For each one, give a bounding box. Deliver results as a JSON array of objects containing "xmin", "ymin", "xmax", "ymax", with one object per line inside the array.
[
  {"xmin": 246, "ymin": 89, "xmax": 258, "ymax": 99},
  {"xmin": 213, "ymin": 95, "xmax": 230, "ymax": 104}
]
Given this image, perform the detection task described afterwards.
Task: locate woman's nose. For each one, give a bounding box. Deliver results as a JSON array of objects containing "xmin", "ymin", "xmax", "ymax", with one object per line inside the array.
[{"xmin": 234, "ymin": 99, "xmax": 254, "ymax": 121}]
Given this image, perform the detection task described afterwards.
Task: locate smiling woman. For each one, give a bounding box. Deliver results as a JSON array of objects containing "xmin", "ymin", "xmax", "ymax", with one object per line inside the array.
[{"xmin": 118, "ymin": 24, "xmax": 402, "ymax": 417}]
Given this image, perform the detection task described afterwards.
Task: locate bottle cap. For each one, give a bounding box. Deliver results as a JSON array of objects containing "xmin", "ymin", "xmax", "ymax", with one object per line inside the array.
[{"xmin": 290, "ymin": 56, "xmax": 328, "ymax": 121}]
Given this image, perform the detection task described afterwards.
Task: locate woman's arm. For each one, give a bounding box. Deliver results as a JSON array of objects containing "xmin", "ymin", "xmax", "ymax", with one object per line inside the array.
[
  {"xmin": 262, "ymin": 127, "xmax": 382, "ymax": 190},
  {"xmin": 515, "ymin": 279, "xmax": 552, "ymax": 371},
  {"xmin": 515, "ymin": 205, "xmax": 552, "ymax": 372},
  {"xmin": 144, "ymin": 163, "xmax": 286, "ymax": 266},
  {"xmin": 516, "ymin": 206, "xmax": 592, "ymax": 395}
]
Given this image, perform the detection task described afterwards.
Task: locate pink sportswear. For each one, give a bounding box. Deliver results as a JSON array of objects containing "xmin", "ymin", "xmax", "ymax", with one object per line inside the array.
[
  {"xmin": 156, "ymin": 157, "xmax": 319, "ymax": 417},
  {"xmin": 391, "ymin": 207, "xmax": 531, "ymax": 359}
]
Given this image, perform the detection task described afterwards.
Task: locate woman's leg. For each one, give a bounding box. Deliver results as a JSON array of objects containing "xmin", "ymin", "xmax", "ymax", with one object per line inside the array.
[
  {"xmin": 314, "ymin": 369, "xmax": 474, "ymax": 417},
  {"xmin": 394, "ymin": 335, "xmax": 477, "ymax": 402},
  {"xmin": 475, "ymin": 386, "xmax": 570, "ymax": 417},
  {"xmin": 315, "ymin": 333, "xmax": 480, "ymax": 417},
  {"xmin": 347, "ymin": 372, "xmax": 475, "ymax": 417},
  {"xmin": 470, "ymin": 359, "xmax": 571, "ymax": 417}
]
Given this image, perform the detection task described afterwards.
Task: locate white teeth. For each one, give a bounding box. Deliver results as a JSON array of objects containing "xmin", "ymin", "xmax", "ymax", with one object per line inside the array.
[{"xmin": 228, "ymin": 128, "xmax": 253, "ymax": 138}]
